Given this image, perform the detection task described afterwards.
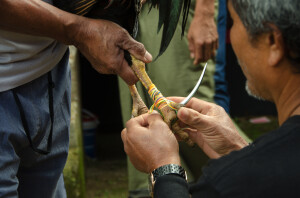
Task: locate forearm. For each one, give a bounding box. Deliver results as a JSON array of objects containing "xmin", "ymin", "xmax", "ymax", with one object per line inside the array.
[
  {"xmin": 194, "ymin": 0, "xmax": 215, "ymax": 18},
  {"xmin": 0, "ymin": 0, "xmax": 83, "ymax": 45}
]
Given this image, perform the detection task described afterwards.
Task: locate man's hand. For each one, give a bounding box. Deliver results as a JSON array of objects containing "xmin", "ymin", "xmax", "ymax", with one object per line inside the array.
[
  {"xmin": 71, "ymin": 19, "xmax": 152, "ymax": 85},
  {"xmin": 170, "ymin": 97, "xmax": 248, "ymax": 159},
  {"xmin": 0, "ymin": 0, "xmax": 152, "ymax": 86},
  {"xmin": 121, "ymin": 112, "xmax": 181, "ymax": 173},
  {"xmin": 188, "ymin": 0, "xmax": 218, "ymax": 65}
]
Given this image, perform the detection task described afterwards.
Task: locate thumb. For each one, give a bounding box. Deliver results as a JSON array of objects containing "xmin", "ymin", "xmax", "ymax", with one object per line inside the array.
[
  {"xmin": 177, "ymin": 107, "xmax": 206, "ymax": 129},
  {"xmin": 147, "ymin": 112, "xmax": 165, "ymax": 127},
  {"xmin": 118, "ymin": 35, "xmax": 152, "ymax": 63}
]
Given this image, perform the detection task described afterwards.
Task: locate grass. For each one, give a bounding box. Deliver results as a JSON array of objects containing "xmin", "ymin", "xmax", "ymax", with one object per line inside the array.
[{"xmin": 85, "ymin": 157, "xmax": 128, "ymax": 198}]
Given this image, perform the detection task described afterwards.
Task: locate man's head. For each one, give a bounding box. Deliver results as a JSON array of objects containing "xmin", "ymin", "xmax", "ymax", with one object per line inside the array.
[{"xmin": 228, "ymin": 0, "xmax": 300, "ymax": 101}]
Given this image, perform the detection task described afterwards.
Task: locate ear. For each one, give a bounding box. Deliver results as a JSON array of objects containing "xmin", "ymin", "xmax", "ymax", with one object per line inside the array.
[{"xmin": 267, "ymin": 24, "xmax": 285, "ymax": 67}]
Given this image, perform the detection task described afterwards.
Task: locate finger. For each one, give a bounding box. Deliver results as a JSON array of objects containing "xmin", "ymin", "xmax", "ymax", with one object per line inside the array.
[
  {"xmin": 119, "ymin": 34, "xmax": 152, "ymax": 63},
  {"xmin": 183, "ymin": 128, "xmax": 198, "ymax": 133},
  {"xmin": 212, "ymin": 42, "xmax": 217, "ymax": 59},
  {"xmin": 126, "ymin": 113, "xmax": 150, "ymax": 131},
  {"xmin": 207, "ymin": 42, "xmax": 214, "ymax": 61},
  {"xmin": 121, "ymin": 128, "xmax": 129, "ymax": 153},
  {"xmin": 177, "ymin": 120, "xmax": 189, "ymax": 129},
  {"xmin": 174, "ymin": 117, "xmax": 197, "ymax": 129},
  {"xmin": 166, "ymin": 96, "xmax": 185, "ymax": 104},
  {"xmin": 147, "ymin": 113, "xmax": 173, "ymax": 136},
  {"xmin": 147, "ymin": 112, "xmax": 165, "ymax": 127},
  {"xmin": 186, "ymin": 98, "xmax": 216, "ymax": 114},
  {"xmin": 186, "ymin": 129, "xmax": 205, "ymax": 149},
  {"xmin": 214, "ymin": 33, "xmax": 219, "ymax": 49},
  {"xmin": 167, "ymin": 97, "xmax": 214, "ymax": 114},
  {"xmin": 188, "ymin": 37, "xmax": 195, "ymax": 59},
  {"xmin": 121, "ymin": 128, "xmax": 127, "ymax": 143},
  {"xmin": 117, "ymin": 58, "xmax": 139, "ymax": 85},
  {"xmin": 194, "ymin": 42, "xmax": 204, "ymax": 65},
  {"xmin": 214, "ymin": 40, "xmax": 219, "ymax": 51},
  {"xmin": 177, "ymin": 107, "xmax": 208, "ymax": 129}
]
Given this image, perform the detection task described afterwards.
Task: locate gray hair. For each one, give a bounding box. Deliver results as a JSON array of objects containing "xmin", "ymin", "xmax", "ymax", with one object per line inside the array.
[{"xmin": 231, "ymin": 0, "xmax": 300, "ymax": 71}]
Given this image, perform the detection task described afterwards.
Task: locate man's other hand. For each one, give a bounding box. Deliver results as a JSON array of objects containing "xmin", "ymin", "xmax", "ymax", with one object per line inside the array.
[
  {"xmin": 121, "ymin": 112, "xmax": 181, "ymax": 173},
  {"xmin": 188, "ymin": 0, "xmax": 218, "ymax": 65},
  {"xmin": 71, "ymin": 19, "xmax": 152, "ymax": 85},
  {"xmin": 170, "ymin": 97, "xmax": 248, "ymax": 159}
]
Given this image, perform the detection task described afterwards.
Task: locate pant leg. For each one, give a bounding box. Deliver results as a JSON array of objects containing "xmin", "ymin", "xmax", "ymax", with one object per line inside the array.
[
  {"xmin": 214, "ymin": 0, "xmax": 230, "ymax": 113},
  {"xmin": 0, "ymin": 104, "xmax": 21, "ymax": 198},
  {"xmin": 0, "ymin": 50, "xmax": 71, "ymax": 198}
]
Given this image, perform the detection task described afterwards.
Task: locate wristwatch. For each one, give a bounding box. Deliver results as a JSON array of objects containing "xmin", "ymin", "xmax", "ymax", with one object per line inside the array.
[{"xmin": 148, "ymin": 164, "xmax": 187, "ymax": 196}]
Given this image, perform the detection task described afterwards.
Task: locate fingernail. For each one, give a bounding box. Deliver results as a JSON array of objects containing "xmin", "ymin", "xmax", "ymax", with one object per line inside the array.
[
  {"xmin": 144, "ymin": 51, "xmax": 152, "ymax": 62},
  {"xmin": 152, "ymin": 110, "xmax": 160, "ymax": 115},
  {"xmin": 190, "ymin": 53, "xmax": 195, "ymax": 59}
]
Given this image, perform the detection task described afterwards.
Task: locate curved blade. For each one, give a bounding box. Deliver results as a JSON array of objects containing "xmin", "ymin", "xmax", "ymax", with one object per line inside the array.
[{"xmin": 180, "ymin": 63, "xmax": 207, "ymax": 106}]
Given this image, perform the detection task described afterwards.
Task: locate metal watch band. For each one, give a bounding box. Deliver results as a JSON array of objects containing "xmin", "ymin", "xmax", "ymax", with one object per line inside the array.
[
  {"xmin": 152, "ymin": 164, "xmax": 187, "ymax": 182},
  {"xmin": 148, "ymin": 164, "xmax": 187, "ymax": 197}
]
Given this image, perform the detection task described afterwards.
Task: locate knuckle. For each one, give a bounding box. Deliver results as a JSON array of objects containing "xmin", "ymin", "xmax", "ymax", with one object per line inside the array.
[
  {"xmin": 196, "ymin": 40, "xmax": 204, "ymax": 46},
  {"xmin": 191, "ymin": 114, "xmax": 202, "ymax": 124},
  {"xmin": 216, "ymin": 105, "xmax": 226, "ymax": 113},
  {"xmin": 119, "ymin": 29, "xmax": 129, "ymax": 38},
  {"xmin": 205, "ymin": 39, "xmax": 212, "ymax": 45},
  {"xmin": 125, "ymin": 119, "xmax": 134, "ymax": 129},
  {"xmin": 117, "ymin": 30, "xmax": 130, "ymax": 44},
  {"xmin": 132, "ymin": 42, "xmax": 145, "ymax": 54},
  {"xmin": 121, "ymin": 130, "xmax": 126, "ymax": 140},
  {"xmin": 211, "ymin": 104, "xmax": 222, "ymax": 112},
  {"xmin": 106, "ymin": 64, "xmax": 117, "ymax": 74}
]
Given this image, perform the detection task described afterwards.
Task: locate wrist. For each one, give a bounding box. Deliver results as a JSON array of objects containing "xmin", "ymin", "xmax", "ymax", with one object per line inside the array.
[
  {"xmin": 223, "ymin": 137, "xmax": 249, "ymax": 156},
  {"xmin": 194, "ymin": 0, "xmax": 215, "ymax": 18},
  {"xmin": 235, "ymin": 138, "xmax": 249, "ymax": 150},
  {"xmin": 62, "ymin": 15, "xmax": 86, "ymax": 46},
  {"xmin": 193, "ymin": 13, "xmax": 215, "ymax": 21}
]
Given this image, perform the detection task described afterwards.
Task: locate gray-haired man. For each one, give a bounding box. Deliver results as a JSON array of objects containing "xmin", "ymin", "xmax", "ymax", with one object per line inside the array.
[{"xmin": 121, "ymin": 0, "xmax": 300, "ymax": 197}]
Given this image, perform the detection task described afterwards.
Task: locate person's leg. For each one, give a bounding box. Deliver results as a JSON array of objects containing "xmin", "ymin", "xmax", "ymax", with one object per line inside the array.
[
  {"xmin": 214, "ymin": 0, "xmax": 230, "ymax": 113},
  {"xmin": 0, "ymin": 51, "xmax": 71, "ymax": 198},
  {"xmin": 18, "ymin": 51, "xmax": 71, "ymax": 198},
  {"xmin": 0, "ymin": 96, "xmax": 21, "ymax": 197}
]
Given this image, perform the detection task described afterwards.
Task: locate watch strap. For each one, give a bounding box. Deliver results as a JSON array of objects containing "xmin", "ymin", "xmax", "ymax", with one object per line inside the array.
[
  {"xmin": 148, "ymin": 164, "xmax": 187, "ymax": 197},
  {"xmin": 152, "ymin": 164, "xmax": 187, "ymax": 182}
]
